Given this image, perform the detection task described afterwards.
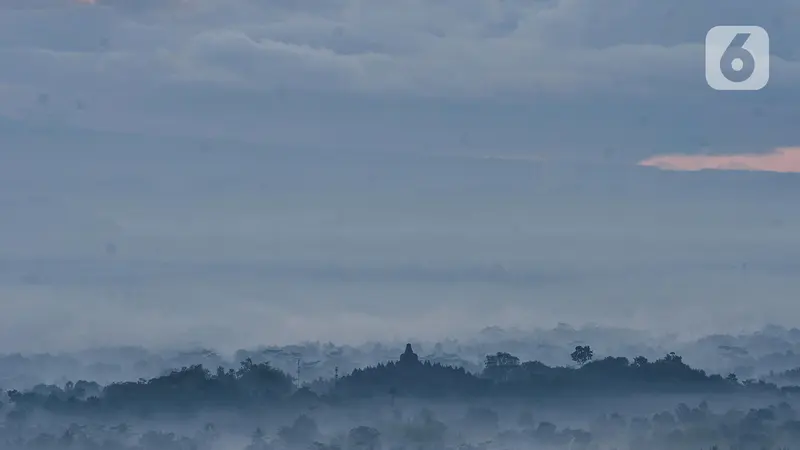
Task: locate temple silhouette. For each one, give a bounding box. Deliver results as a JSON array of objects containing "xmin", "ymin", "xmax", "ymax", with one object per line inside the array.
[
  {"xmin": 333, "ymin": 341, "xmax": 489, "ymax": 398},
  {"xmin": 399, "ymin": 343, "xmax": 420, "ymax": 366}
]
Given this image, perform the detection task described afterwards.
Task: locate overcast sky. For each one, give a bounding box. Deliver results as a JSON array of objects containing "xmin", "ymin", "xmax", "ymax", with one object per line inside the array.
[
  {"xmin": 2, "ymin": 0, "xmax": 799, "ymax": 157},
  {"xmin": 1, "ymin": 0, "xmax": 800, "ymax": 352}
]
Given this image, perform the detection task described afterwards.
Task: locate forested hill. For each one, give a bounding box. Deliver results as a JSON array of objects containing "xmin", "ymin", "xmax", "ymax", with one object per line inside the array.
[{"xmin": 2, "ymin": 345, "xmax": 793, "ymax": 418}]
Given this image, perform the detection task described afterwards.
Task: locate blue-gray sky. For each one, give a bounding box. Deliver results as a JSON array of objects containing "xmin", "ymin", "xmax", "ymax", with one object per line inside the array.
[{"xmin": 1, "ymin": 0, "xmax": 800, "ymax": 352}]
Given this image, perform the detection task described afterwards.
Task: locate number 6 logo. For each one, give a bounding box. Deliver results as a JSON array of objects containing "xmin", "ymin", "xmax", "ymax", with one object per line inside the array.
[{"xmin": 706, "ymin": 26, "xmax": 769, "ymax": 91}]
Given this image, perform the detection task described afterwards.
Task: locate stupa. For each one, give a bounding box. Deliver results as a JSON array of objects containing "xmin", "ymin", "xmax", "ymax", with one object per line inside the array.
[{"xmin": 399, "ymin": 343, "xmax": 420, "ymax": 365}]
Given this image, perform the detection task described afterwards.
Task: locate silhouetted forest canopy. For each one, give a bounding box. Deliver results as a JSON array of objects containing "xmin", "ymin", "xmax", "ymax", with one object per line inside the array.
[
  {"xmin": 5, "ymin": 344, "xmax": 800, "ymax": 450},
  {"xmin": 2, "ymin": 345, "xmax": 793, "ymax": 419}
]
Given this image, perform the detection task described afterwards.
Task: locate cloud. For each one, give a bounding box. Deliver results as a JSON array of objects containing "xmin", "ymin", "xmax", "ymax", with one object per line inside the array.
[
  {"xmin": 6, "ymin": 0, "xmax": 800, "ymax": 352},
  {"xmin": 639, "ymin": 147, "xmax": 800, "ymax": 173},
  {"xmin": 1, "ymin": 0, "xmax": 800, "ymax": 157}
]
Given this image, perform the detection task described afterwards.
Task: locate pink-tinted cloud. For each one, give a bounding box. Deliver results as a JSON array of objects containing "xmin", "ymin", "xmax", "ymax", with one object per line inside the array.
[{"xmin": 639, "ymin": 147, "xmax": 800, "ymax": 173}]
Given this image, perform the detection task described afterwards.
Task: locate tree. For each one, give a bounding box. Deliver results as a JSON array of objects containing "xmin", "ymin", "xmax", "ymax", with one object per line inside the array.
[
  {"xmin": 484, "ymin": 352, "xmax": 520, "ymax": 369},
  {"xmin": 633, "ymin": 356, "xmax": 649, "ymax": 368},
  {"xmin": 571, "ymin": 346, "xmax": 593, "ymax": 366},
  {"xmin": 483, "ymin": 352, "xmax": 521, "ymax": 381}
]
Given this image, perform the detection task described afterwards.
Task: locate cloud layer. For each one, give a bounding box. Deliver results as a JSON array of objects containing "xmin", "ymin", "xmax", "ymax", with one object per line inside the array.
[
  {"xmin": 2, "ymin": 0, "xmax": 799, "ymax": 158},
  {"xmin": 4, "ymin": 140, "xmax": 800, "ymax": 352},
  {"xmin": 3, "ymin": 1, "xmax": 800, "ymax": 351}
]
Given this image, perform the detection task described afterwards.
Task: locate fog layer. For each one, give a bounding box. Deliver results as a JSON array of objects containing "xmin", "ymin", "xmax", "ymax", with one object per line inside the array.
[{"xmin": 2, "ymin": 129, "xmax": 799, "ymax": 351}]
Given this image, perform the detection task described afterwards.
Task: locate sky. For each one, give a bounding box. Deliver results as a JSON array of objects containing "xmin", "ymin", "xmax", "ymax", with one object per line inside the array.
[{"xmin": 1, "ymin": 0, "xmax": 800, "ymax": 352}]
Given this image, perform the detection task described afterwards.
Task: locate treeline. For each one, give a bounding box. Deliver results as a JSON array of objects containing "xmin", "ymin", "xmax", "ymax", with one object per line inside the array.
[
  {"xmin": 333, "ymin": 347, "xmax": 788, "ymax": 399},
  {"xmin": 3, "ymin": 358, "xmax": 295, "ymax": 418},
  {"xmin": 6, "ymin": 401, "xmax": 800, "ymax": 450},
  {"xmin": 1, "ymin": 346, "xmax": 796, "ymax": 418}
]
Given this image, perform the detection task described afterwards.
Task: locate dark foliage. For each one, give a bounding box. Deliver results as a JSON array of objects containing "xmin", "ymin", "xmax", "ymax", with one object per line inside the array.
[{"xmin": 2, "ymin": 345, "xmax": 788, "ymax": 419}]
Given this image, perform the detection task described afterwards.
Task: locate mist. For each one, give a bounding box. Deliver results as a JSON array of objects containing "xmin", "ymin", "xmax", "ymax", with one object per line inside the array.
[
  {"xmin": 4, "ymin": 1, "xmax": 800, "ymax": 449},
  {"xmin": 2, "ymin": 126, "xmax": 799, "ymax": 352}
]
